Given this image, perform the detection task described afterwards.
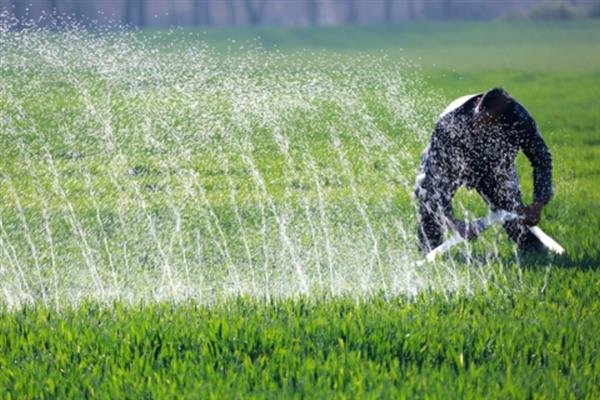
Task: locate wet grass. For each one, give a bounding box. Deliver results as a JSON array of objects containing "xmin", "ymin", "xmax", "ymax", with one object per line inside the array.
[
  {"xmin": 1, "ymin": 21, "xmax": 600, "ymax": 397},
  {"xmin": 1, "ymin": 270, "xmax": 599, "ymax": 398}
]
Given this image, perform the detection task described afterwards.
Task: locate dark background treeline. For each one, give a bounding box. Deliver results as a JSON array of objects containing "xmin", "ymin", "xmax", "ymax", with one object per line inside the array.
[{"xmin": 2, "ymin": 0, "xmax": 599, "ymax": 28}]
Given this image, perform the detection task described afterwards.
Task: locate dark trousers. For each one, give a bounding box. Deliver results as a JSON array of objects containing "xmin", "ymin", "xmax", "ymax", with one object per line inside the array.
[{"xmin": 416, "ymin": 174, "xmax": 544, "ymax": 253}]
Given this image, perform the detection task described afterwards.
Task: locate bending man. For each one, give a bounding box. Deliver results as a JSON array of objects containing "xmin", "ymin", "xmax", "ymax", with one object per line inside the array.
[{"xmin": 415, "ymin": 88, "xmax": 553, "ymax": 253}]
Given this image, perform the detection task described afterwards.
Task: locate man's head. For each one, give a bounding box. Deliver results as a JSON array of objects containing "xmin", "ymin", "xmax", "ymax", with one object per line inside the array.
[{"xmin": 474, "ymin": 88, "xmax": 512, "ymax": 125}]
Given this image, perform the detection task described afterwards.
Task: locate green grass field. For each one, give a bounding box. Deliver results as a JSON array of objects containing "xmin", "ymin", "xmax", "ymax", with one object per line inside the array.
[{"xmin": 1, "ymin": 21, "xmax": 599, "ymax": 397}]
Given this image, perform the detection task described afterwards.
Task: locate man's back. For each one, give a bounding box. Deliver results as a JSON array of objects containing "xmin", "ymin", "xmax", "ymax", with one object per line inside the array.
[{"xmin": 421, "ymin": 91, "xmax": 546, "ymax": 191}]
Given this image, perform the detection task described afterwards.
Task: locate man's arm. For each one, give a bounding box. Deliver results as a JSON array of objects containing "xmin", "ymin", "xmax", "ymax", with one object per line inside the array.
[
  {"xmin": 518, "ymin": 115, "xmax": 553, "ymax": 224},
  {"xmin": 520, "ymin": 120, "xmax": 553, "ymax": 204}
]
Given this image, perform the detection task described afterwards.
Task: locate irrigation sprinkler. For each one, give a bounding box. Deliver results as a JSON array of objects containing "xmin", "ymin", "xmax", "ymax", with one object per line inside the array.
[
  {"xmin": 527, "ymin": 226, "xmax": 565, "ymax": 255},
  {"xmin": 419, "ymin": 210, "xmax": 565, "ymax": 264}
]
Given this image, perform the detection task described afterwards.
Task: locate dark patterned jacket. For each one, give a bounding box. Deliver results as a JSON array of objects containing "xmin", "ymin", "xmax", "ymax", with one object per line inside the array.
[{"xmin": 416, "ymin": 93, "xmax": 553, "ymax": 221}]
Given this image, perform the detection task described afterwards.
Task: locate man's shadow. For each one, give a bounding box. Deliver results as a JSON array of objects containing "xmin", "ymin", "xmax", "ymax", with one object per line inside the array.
[
  {"xmin": 445, "ymin": 247, "xmax": 600, "ymax": 271},
  {"xmin": 516, "ymin": 251, "xmax": 600, "ymax": 271}
]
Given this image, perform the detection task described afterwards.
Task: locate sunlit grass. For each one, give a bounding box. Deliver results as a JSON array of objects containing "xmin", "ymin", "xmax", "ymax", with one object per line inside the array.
[{"xmin": 0, "ymin": 19, "xmax": 599, "ymax": 397}]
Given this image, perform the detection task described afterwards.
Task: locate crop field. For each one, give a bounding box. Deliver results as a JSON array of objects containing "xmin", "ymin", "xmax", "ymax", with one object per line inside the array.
[{"xmin": 1, "ymin": 18, "xmax": 599, "ymax": 397}]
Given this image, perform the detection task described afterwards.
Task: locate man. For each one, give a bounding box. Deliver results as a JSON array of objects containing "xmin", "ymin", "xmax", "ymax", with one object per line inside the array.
[{"xmin": 415, "ymin": 88, "xmax": 553, "ymax": 253}]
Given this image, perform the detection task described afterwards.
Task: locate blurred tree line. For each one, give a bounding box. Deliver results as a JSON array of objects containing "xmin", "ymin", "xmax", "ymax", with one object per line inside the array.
[{"xmin": 2, "ymin": 0, "xmax": 599, "ymax": 28}]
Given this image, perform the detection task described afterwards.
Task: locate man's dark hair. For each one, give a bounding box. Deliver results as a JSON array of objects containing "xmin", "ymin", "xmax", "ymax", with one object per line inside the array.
[{"xmin": 479, "ymin": 87, "xmax": 512, "ymax": 117}]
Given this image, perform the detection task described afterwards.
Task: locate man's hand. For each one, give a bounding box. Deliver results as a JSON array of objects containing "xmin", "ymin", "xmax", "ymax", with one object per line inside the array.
[
  {"xmin": 523, "ymin": 201, "xmax": 544, "ymax": 226},
  {"xmin": 452, "ymin": 220, "xmax": 481, "ymax": 241}
]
